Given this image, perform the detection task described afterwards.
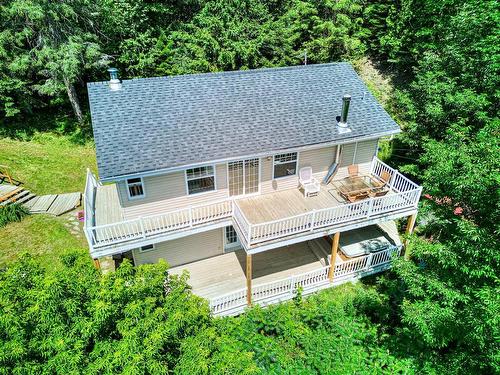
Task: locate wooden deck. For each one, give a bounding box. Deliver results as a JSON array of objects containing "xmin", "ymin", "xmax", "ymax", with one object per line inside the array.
[
  {"xmin": 236, "ymin": 183, "xmax": 345, "ymax": 224},
  {"xmin": 169, "ymin": 222, "xmax": 400, "ymax": 300},
  {"xmin": 94, "ymin": 184, "xmax": 124, "ymax": 226},
  {"xmin": 0, "ymin": 183, "xmax": 19, "ymax": 198},
  {"xmin": 235, "ymin": 182, "xmax": 400, "ymax": 225},
  {"xmin": 1, "ymin": 182, "xmax": 80, "ymax": 215},
  {"xmin": 169, "ymin": 240, "xmax": 331, "ymax": 299},
  {"xmin": 86, "ymin": 158, "xmax": 420, "ymax": 252}
]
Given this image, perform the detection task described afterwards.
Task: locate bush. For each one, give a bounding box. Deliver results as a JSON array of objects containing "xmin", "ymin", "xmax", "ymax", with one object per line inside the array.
[
  {"xmin": 0, "ymin": 253, "xmax": 210, "ymax": 373},
  {"xmin": 0, "ymin": 203, "xmax": 29, "ymax": 227}
]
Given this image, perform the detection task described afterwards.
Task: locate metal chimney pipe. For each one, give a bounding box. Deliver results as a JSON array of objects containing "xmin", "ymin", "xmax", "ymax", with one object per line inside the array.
[
  {"xmin": 339, "ymin": 94, "xmax": 351, "ymax": 127},
  {"xmin": 108, "ymin": 68, "xmax": 122, "ymax": 91}
]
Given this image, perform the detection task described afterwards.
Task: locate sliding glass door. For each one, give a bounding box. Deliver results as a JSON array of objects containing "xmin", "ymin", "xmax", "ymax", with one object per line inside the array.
[{"xmin": 228, "ymin": 158, "xmax": 259, "ymax": 196}]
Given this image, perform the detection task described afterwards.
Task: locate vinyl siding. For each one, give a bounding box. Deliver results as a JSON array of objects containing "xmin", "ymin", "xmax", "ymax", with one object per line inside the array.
[
  {"xmin": 114, "ymin": 139, "xmax": 378, "ymax": 218},
  {"xmin": 119, "ymin": 163, "xmax": 228, "ymax": 220},
  {"xmin": 354, "ymin": 139, "xmax": 378, "ymax": 164},
  {"xmin": 133, "ymin": 229, "xmax": 223, "ymax": 266},
  {"xmin": 339, "ymin": 143, "xmax": 356, "ymax": 167},
  {"xmin": 334, "ymin": 139, "xmax": 378, "ymax": 179},
  {"xmin": 260, "ymin": 146, "xmax": 337, "ymax": 194},
  {"xmin": 300, "ymin": 146, "xmax": 337, "ymax": 180},
  {"xmin": 339, "ymin": 139, "xmax": 378, "ymax": 167}
]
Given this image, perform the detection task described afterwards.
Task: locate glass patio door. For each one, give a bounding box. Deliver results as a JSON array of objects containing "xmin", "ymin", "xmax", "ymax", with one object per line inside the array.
[{"xmin": 228, "ymin": 158, "xmax": 259, "ymax": 196}]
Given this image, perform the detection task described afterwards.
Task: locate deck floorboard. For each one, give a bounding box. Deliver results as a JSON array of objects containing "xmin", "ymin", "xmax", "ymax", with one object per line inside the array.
[
  {"xmin": 170, "ymin": 241, "xmax": 327, "ymax": 299},
  {"xmin": 169, "ymin": 223, "xmax": 399, "ymax": 300},
  {"xmin": 95, "ymin": 184, "xmax": 123, "ymax": 226},
  {"xmin": 235, "ymin": 186, "xmax": 345, "ymax": 224},
  {"xmin": 46, "ymin": 192, "xmax": 81, "ymax": 216},
  {"xmin": 30, "ymin": 194, "xmax": 57, "ymax": 212}
]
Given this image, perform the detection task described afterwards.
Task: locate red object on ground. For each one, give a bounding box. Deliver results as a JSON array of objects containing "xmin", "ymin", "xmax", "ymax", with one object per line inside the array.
[{"xmin": 77, "ymin": 211, "xmax": 85, "ymax": 222}]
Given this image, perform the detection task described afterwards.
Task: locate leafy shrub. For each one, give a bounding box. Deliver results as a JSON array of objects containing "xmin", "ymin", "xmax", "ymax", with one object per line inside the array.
[
  {"xmin": 0, "ymin": 203, "xmax": 29, "ymax": 227},
  {"xmin": 175, "ymin": 285, "xmax": 418, "ymax": 374},
  {"xmin": 0, "ymin": 253, "xmax": 210, "ymax": 373}
]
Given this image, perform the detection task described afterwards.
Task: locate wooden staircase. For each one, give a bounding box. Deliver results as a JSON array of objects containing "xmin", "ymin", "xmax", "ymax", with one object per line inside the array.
[
  {"xmin": 0, "ymin": 183, "xmax": 81, "ymax": 215},
  {"xmin": 0, "ymin": 184, "xmax": 37, "ymax": 207},
  {"xmin": 307, "ymin": 238, "xmax": 332, "ymax": 266}
]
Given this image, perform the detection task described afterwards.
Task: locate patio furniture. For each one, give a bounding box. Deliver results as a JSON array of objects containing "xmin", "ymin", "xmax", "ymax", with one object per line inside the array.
[
  {"xmin": 373, "ymin": 170, "xmax": 392, "ymax": 188},
  {"xmin": 368, "ymin": 188, "xmax": 389, "ymax": 198},
  {"xmin": 347, "ymin": 164, "xmax": 359, "ymax": 177},
  {"xmin": 299, "ymin": 167, "xmax": 320, "ymax": 197},
  {"xmin": 369, "ymin": 171, "xmax": 391, "ymax": 197},
  {"xmin": 346, "ymin": 190, "xmax": 370, "ymax": 203},
  {"xmin": 334, "ymin": 175, "xmax": 383, "ymax": 202}
]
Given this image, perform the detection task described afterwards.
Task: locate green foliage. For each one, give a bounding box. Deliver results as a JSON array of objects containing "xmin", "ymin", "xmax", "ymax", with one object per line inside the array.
[
  {"xmin": 154, "ymin": 0, "xmax": 367, "ymax": 76},
  {"xmin": 175, "ymin": 285, "xmax": 417, "ymax": 374},
  {"xmin": 0, "ymin": 203, "xmax": 28, "ymax": 227},
  {"xmin": 0, "ymin": 0, "xmax": 498, "ymax": 373},
  {"xmin": 0, "ymin": 133, "xmax": 97, "ymax": 194},
  {"xmin": 363, "ymin": 1, "xmax": 500, "ymax": 373},
  {"xmin": 1, "ymin": 254, "xmax": 421, "ymax": 373},
  {"xmin": 0, "ymin": 214, "xmax": 88, "ymax": 268},
  {"xmin": 0, "ymin": 0, "xmax": 108, "ymax": 125},
  {"xmin": 0, "ymin": 0, "xmax": 369, "ymax": 135},
  {"xmin": 0, "ymin": 253, "xmax": 210, "ymax": 373}
]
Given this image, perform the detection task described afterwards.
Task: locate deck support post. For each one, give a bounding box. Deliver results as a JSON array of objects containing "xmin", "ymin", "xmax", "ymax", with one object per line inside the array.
[
  {"xmin": 328, "ymin": 232, "xmax": 340, "ymax": 282},
  {"xmin": 246, "ymin": 253, "xmax": 252, "ymax": 306},
  {"xmin": 403, "ymin": 213, "xmax": 417, "ymax": 259},
  {"xmin": 93, "ymin": 258, "xmax": 101, "ymax": 269}
]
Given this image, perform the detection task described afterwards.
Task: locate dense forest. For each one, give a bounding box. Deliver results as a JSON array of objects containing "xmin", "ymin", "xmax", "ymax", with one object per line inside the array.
[{"xmin": 0, "ymin": 0, "xmax": 499, "ymax": 373}]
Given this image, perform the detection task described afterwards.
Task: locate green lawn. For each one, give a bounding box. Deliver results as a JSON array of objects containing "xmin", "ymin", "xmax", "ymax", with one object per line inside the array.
[
  {"xmin": 0, "ymin": 133, "xmax": 95, "ymax": 267},
  {"xmin": 354, "ymin": 58, "xmax": 395, "ymax": 107},
  {"xmin": 0, "ymin": 214, "xmax": 88, "ymax": 268},
  {"xmin": 0, "ymin": 133, "xmax": 97, "ymax": 195}
]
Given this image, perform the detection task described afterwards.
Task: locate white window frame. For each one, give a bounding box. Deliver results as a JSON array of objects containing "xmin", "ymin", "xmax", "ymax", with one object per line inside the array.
[
  {"xmin": 223, "ymin": 226, "xmax": 241, "ymax": 252},
  {"xmin": 126, "ymin": 177, "xmax": 146, "ymax": 200},
  {"xmin": 138, "ymin": 243, "xmax": 155, "ymax": 253},
  {"xmin": 272, "ymin": 152, "xmax": 299, "ymax": 179},
  {"xmin": 184, "ymin": 165, "xmax": 217, "ymax": 195},
  {"xmin": 226, "ymin": 158, "xmax": 261, "ymax": 197}
]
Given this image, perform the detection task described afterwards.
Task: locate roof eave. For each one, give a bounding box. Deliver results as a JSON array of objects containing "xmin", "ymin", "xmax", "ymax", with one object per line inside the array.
[{"xmin": 98, "ymin": 128, "xmax": 401, "ymax": 183}]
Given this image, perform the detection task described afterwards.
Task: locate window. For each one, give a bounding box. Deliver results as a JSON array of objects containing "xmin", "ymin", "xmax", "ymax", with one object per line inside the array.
[
  {"xmin": 139, "ymin": 244, "xmax": 154, "ymax": 252},
  {"xmin": 224, "ymin": 226, "xmax": 241, "ymax": 251},
  {"xmin": 228, "ymin": 158, "xmax": 259, "ymax": 196},
  {"xmin": 273, "ymin": 152, "xmax": 298, "ymax": 179},
  {"xmin": 126, "ymin": 177, "xmax": 145, "ymax": 199},
  {"xmin": 186, "ymin": 166, "xmax": 215, "ymax": 195}
]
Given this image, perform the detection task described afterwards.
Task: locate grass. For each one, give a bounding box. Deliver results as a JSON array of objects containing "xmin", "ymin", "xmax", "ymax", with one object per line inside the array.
[
  {"xmin": 0, "ymin": 132, "xmax": 94, "ymax": 267},
  {"xmin": 0, "ymin": 133, "xmax": 97, "ymax": 195},
  {"xmin": 0, "ymin": 214, "xmax": 88, "ymax": 269},
  {"xmin": 0, "ymin": 204, "xmax": 29, "ymax": 228},
  {"xmin": 354, "ymin": 57, "xmax": 395, "ymax": 107}
]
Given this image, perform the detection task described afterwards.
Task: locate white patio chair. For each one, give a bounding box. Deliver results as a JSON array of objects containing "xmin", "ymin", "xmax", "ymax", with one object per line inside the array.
[{"xmin": 299, "ymin": 167, "xmax": 320, "ymax": 197}]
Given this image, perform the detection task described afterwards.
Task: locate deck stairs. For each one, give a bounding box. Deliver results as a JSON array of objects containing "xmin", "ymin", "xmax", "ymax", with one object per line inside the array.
[
  {"xmin": 1, "ymin": 183, "xmax": 81, "ymax": 216},
  {"xmin": 0, "ymin": 185, "xmax": 36, "ymax": 207},
  {"xmin": 307, "ymin": 238, "xmax": 331, "ymax": 266}
]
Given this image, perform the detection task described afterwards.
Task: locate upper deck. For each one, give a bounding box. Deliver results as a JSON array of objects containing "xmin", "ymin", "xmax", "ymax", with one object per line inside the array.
[{"xmin": 84, "ymin": 157, "xmax": 421, "ymax": 258}]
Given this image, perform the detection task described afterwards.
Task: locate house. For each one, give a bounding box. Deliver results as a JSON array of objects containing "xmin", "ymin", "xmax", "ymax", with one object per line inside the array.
[{"xmin": 84, "ymin": 63, "xmax": 421, "ymax": 315}]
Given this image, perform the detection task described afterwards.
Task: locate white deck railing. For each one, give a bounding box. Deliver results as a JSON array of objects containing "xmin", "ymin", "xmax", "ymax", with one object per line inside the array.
[
  {"xmin": 84, "ymin": 184, "xmax": 233, "ymax": 249},
  {"xmin": 84, "ymin": 157, "xmax": 420, "ymax": 250},
  {"xmin": 209, "ymin": 245, "xmax": 403, "ymax": 315},
  {"xmin": 83, "ymin": 169, "xmax": 100, "ymax": 247},
  {"xmin": 239, "ymin": 158, "xmax": 421, "ymax": 246}
]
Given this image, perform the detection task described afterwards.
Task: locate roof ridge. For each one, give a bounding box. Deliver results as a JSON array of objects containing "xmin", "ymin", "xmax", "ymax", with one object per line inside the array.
[{"xmin": 87, "ymin": 62, "xmax": 352, "ymax": 85}]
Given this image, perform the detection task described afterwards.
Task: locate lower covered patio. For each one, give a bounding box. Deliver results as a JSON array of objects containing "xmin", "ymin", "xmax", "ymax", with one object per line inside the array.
[{"xmin": 170, "ymin": 221, "xmax": 402, "ymax": 316}]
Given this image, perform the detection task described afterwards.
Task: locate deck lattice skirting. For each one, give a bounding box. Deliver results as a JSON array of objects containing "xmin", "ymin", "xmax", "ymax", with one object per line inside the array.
[
  {"xmin": 209, "ymin": 245, "xmax": 403, "ymax": 316},
  {"xmin": 84, "ymin": 158, "xmax": 421, "ymax": 255}
]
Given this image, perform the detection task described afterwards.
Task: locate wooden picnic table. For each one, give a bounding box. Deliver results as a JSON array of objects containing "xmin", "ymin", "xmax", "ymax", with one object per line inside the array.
[{"xmin": 335, "ymin": 175, "xmax": 386, "ymax": 203}]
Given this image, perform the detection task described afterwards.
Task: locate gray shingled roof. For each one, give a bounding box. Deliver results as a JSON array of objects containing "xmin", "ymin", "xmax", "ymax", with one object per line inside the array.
[{"xmin": 87, "ymin": 62, "xmax": 400, "ymax": 180}]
